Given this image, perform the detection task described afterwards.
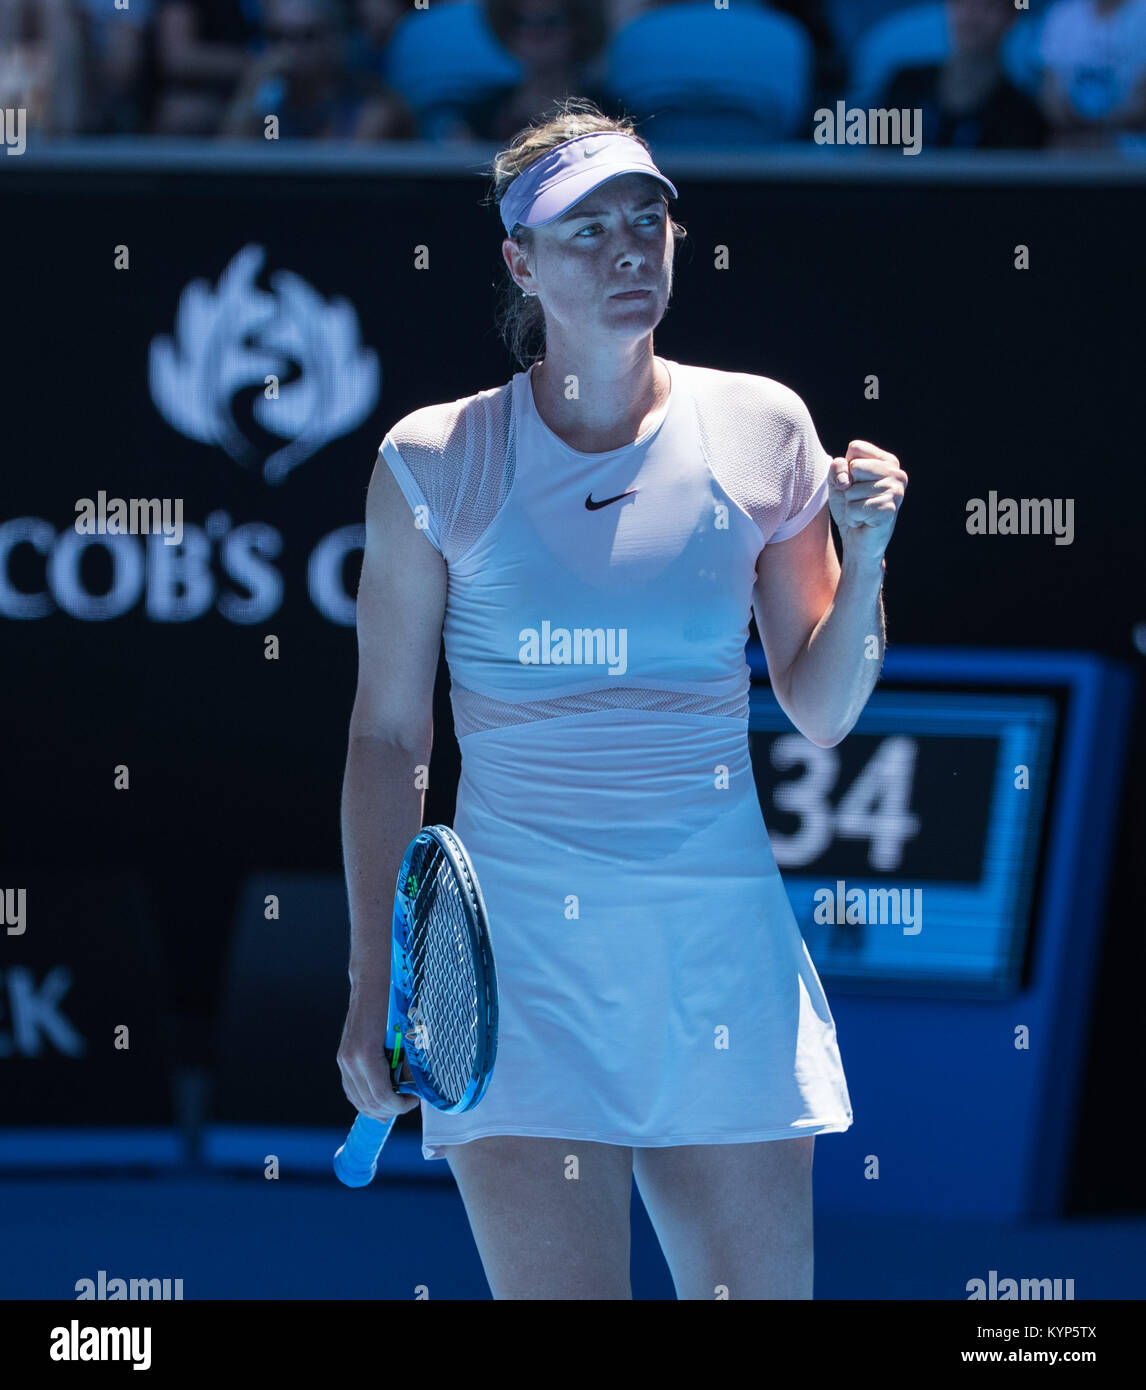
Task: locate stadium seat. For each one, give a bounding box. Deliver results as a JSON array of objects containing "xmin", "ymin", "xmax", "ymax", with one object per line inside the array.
[
  {"xmin": 847, "ymin": 3, "xmax": 949, "ymax": 109},
  {"xmin": 381, "ymin": 0, "xmax": 522, "ymax": 140},
  {"xmin": 825, "ymin": 0, "xmax": 924, "ymax": 57},
  {"xmin": 999, "ymin": 4, "xmax": 1052, "ymax": 99},
  {"xmin": 604, "ymin": 1, "xmax": 814, "ymax": 144},
  {"xmin": 848, "ymin": 2, "xmax": 1050, "ymax": 111}
]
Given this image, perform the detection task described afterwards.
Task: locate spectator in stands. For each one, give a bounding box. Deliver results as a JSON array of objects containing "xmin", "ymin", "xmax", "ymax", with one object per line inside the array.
[
  {"xmin": 153, "ymin": 0, "xmax": 257, "ymax": 135},
  {"xmin": 74, "ymin": 0, "xmax": 155, "ymax": 133},
  {"xmin": 220, "ymin": 0, "xmax": 414, "ymax": 138},
  {"xmin": 874, "ymin": 0, "xmax": 1048, "ymax": 148},
  {"xmin": 447, "ymin": 0, "xmax": 624, "ymax": 143},
  {"xmin": 608, "ymin": 0, "xmax": 650, "ymax": 28},
  {"xmin": 769, "ymin": 0, "xmax": 846, "ymax": 107},
  {"xmin": 1038, "ymin": 0, "xmax": 1146, "ymax": 147},
  {"xmin": 0, "ymin": 0, "xmax": 89, "ymax": 134},
  {"xmin": 343, "ymin": 0, "xmax": 407, "ymax": 78}
]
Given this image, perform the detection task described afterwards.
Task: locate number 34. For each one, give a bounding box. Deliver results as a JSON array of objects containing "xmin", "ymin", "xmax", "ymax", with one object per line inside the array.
[{"xmin": 767, "ymin": 735, "xmax": 922, "ymax": 873}]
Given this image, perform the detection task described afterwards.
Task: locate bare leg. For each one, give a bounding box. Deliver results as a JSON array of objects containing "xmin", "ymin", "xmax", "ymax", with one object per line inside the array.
[
  {"xmin": 633, "ymin": 1136, "xmax": 815, "ymax": 1299},
  {"xmin": 442, "ymin": 1135, "xmax": 634, "ymax": 1299}
]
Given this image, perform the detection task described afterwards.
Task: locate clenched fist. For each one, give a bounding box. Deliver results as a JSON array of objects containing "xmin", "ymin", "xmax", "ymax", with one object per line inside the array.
[{"xmin": 827, "ymin": 440, "xmax": 907, "ymax": 562}]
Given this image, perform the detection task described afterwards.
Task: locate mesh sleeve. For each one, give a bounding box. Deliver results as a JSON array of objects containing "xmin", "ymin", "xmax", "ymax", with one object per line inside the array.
[
  {"xmin": 694, "ymin": 367, "xmax": 833, "ymax": 547},
  {"xmin": 769, "ymin": 386, "xmax": 833, "ymax": 544},
  {"xmin": 379, "ymin": 442, "xmax": 441, "ymax": 553},
  {"xmin": 376, "ymin": 387, "xmax": 515, "ymax": 566},
  {"xmin": 377, "ymin": 402, "xmax": 462, "ymax": 556}
]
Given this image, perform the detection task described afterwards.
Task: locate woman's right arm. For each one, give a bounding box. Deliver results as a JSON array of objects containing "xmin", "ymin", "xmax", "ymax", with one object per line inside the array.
[{"xmin": 337, "ymin": 451, "xmax": 448, "ymax": 1121}]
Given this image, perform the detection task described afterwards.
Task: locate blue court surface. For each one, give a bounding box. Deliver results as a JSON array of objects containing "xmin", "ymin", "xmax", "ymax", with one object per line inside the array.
[{"xmin": 3, "ymin": 1170, "xmax": 1143, "ymax": 1300}]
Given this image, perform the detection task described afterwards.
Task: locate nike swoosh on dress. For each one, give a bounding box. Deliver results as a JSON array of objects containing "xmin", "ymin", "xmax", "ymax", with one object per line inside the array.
[{"xmin": 585, "ymin": 490, "xmax": 639, "ymax": 510}]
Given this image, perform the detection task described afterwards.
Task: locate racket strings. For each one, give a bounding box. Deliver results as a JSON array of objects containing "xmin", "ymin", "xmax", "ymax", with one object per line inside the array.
[{"xmin": 406, "ymin": 843, "xmax": 482, "ymax": 1106}]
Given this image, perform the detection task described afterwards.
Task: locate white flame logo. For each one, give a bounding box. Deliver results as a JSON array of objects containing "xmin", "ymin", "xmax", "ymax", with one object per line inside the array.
[{"xmin": 148, "ymin": 244, "xmax": 380, "ymax": 484}]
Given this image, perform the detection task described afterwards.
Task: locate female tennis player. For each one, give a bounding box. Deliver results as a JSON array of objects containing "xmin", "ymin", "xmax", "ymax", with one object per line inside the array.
[{"xmin": 338, "ymin": 99, "xmax": 907, "ymax": 1300}]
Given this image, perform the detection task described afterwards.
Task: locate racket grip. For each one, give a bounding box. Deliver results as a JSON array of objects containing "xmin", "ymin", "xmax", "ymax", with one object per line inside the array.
[{"xmin": 333, "ymin": 1113, "xmax": 397, "ymax": 1188}]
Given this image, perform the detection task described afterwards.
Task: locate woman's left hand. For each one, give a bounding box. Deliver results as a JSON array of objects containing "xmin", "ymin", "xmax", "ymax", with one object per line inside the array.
[{"xmin": 826, "ymin": 440, "xmax": 907, "ymax": 563}]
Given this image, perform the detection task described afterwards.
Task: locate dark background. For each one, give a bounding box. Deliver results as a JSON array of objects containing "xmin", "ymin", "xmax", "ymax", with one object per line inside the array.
[{"xmin": 1, "ymin": 156, "xmax": 1141, "ymax": 1211}]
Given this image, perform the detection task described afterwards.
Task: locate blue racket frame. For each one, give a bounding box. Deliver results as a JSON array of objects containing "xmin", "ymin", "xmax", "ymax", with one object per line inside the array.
[{"xmin": 334, "ymin": 825, "xmax": 498, "ymax": 1187}]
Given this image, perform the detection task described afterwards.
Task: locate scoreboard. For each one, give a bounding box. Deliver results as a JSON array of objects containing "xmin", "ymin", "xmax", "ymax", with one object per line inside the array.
[
  {"xmin": 750, "ymin": 685, "xmax": 1058, "ymax": 997},
  {"xmin": 748, "ymin": 645, "xmax": 1133, "ymax": 1220}
]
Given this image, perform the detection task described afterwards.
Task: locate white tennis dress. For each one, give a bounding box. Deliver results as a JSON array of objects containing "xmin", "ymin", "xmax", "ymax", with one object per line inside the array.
[{"xmin": 378, "ymin": 357, "xmax": 854, "ymax": 1160}]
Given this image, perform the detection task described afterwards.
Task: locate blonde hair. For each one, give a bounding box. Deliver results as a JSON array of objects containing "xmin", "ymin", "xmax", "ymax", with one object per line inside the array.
[{"xmin": 483, "ymin": 96, "xmax": 687, "ymax": 370}]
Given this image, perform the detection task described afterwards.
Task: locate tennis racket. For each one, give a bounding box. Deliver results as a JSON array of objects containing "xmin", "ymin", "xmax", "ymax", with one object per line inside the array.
[{"xmin": 334, "ymin": 824, "xmax": 498, "ymax": 1187}]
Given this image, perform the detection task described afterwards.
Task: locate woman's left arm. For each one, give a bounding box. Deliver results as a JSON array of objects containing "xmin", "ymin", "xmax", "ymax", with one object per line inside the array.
[{"xmin": 752, "ymin": 440, "xmax": 907, "ymax": 748}]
